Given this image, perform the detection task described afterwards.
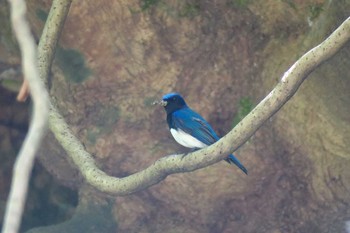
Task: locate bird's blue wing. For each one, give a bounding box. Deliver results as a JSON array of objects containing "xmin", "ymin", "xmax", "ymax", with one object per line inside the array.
[
  {"xmin": 170, "ymin": 108, "xmax": 248, "ymax": 175},
  {"xmin": 171, "ymin": 108, "xmax": 219, "ymax": 145}
]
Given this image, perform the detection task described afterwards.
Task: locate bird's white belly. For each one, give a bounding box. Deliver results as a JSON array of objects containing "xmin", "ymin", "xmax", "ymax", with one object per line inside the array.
[{"xmin": 170, "ymin": 128, "xmax": 207, "ymax": 149}]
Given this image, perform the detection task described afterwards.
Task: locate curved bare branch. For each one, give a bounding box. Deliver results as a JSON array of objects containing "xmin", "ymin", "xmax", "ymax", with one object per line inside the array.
[
  {"xmin": 47, "ymin": 17, "xmax": 350, "ymax": 195},
  {"xmin": 1, "ymin": 1, "xmax": 49, "ymax": 233},
  {"xmin": 38, "ymin": 0, "xmax": 72, "ymax": 86}
]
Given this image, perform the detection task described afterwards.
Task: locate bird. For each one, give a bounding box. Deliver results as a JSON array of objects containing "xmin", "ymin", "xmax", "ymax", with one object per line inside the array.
[{"xmin": 154, "ymin": 92, "xmax": 247, "ymax": 174}]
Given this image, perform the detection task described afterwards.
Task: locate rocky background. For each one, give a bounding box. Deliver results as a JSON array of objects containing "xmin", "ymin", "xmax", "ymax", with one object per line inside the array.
[{"xmin": 0, "ymin": 0, "xmax": 349, "ymax": 232}]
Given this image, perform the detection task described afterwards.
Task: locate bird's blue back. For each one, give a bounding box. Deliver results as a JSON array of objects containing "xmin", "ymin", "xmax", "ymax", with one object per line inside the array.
[
  {"xmin": 167, "ymin": 107, "xmax": 219, "ymax": 146},
  {"xmin": 163, "ymin": 93, "xmax": 248, "ymax": 174}
]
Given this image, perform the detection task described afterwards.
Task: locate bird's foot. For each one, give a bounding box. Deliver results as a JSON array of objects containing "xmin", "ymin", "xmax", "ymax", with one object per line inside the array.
[
  {"xmin": 180, "ymin": 153, "xmax": 189, "ymax": 160},
  {"xmin": 180, "ymin": 148, "xmax": 199, "ymax": 160}
]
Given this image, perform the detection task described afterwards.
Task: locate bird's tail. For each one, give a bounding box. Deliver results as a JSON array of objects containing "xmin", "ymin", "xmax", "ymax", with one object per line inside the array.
[{"xmin": 225, "ymin": 154, "xmax": 248, "ymax": 175}]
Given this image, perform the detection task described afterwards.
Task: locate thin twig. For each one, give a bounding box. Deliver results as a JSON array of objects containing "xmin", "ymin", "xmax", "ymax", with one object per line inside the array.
[
  {"xmin": 16, "ymin": 78, "xmax": 29, "ymax": 102},
  {"xmin": 1, "ymin": 0, "xmax": 49, "ymax": 233},
  {"xmin": 47, "ymin": 17, "xmax": 350, "ymax": 195}
]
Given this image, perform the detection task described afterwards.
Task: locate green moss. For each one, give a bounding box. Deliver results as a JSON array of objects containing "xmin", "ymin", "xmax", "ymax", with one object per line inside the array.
[
  {"xmin": 0, "ymin": 2, "xmax": 19, "ymax": 53},
  {"xmin": 308, "ymin": 3, "xmax": 324, "ymax": 21},
  {"xmin": 86, "ymin": 106, "xmax": 120, "ymax": 143},
  {"xmin": 232, "ymin": 97, "xmax": 254, "ymax": 127},
  {"xmin": 86, "ymin": 129, "xmax": 99, "ymax": 144},
  {"xmin": 0, "ymin": 79, "xmax": 22, "ymax": 92},
  {"xmin": 96, "ymin": 106, "xmax": 120, "ymax": 129},
  {"xmin": 136, "ymin": 0, "xmax": 200, "ymax": 18},
  {"xmin": 55, "ymin": 47, "xmax": 91, "ymax": 83},
  {"xmin": 179, "ymin": 2, "xmax": 200, "ymax": 18},
  {"xmin": 140, "ymin": 0, "xmax": 161, "ymax": 11},
  {"xmin": 281, "ymin": 0, "xmax": 297, "ymax": 10},
  {"xmin": 228, "ymin": 0, "xmax": 251, "ymax": 8},
  {"xmin": 36, "ymin": 9, "xmax": 48, "ymax": 22}
]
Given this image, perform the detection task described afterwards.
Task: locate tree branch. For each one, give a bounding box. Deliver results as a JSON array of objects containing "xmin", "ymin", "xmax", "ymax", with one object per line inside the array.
[
  {"xmin": 46, "ymin": 17, "xmax": 350, "ymax": 195},
  {"xmin": 217, "ymin": 17, "xmax": 350, "ymax": 162},
  {"xmin": 1, "ymin": 0, "xmax": 49, "ymax": 233},
  {"xmin": 16, "ymin": 78, "xmax": 29, "ymax": 102},
  {"xmin": 15, "ymin": 0, "xmax": 72, "ymax": 102},
  {"xmin": 37, "ymin": 0, "xmax": 72, "ymax": 86}
]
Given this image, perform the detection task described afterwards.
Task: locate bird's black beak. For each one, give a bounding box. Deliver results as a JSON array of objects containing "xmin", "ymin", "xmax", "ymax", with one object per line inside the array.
[{"xmin": 152, "ymin": 100, "xmax": 167, "ymax": 107}]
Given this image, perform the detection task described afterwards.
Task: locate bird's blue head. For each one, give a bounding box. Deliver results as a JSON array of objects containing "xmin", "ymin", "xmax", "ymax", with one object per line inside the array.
[{"xmin": 155, "ymin": 93, "xmax": 188, "ymax": 115}]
